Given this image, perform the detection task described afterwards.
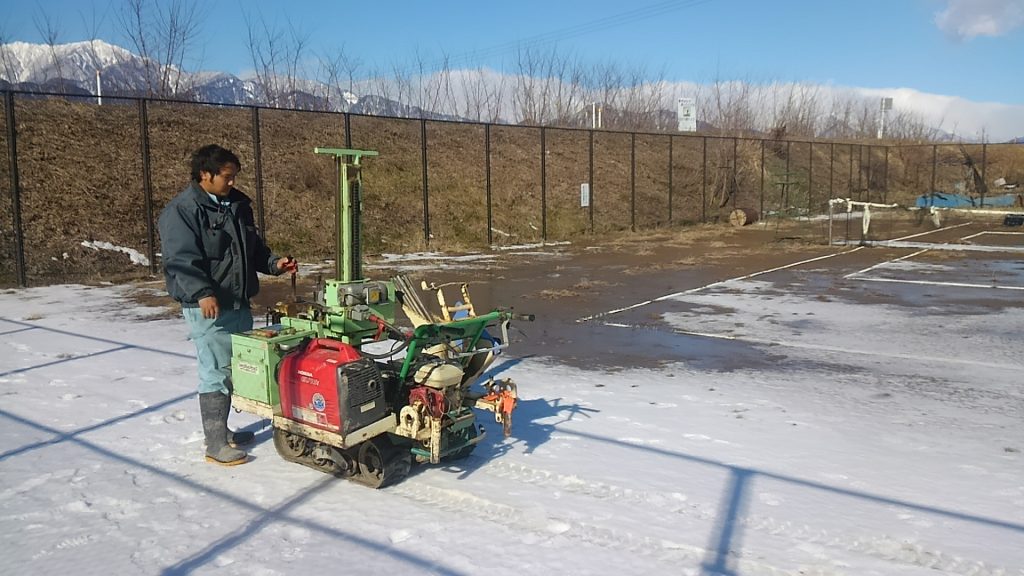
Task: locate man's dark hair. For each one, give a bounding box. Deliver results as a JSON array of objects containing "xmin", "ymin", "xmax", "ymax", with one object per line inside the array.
[{"xmin": 190, "ymin": 144, "xmax": 241, "ymax": 182}]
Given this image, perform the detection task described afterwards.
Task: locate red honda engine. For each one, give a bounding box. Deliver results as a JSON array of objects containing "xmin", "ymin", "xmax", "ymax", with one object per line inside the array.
[{"xmin": 278, "ymin": 338, "xmax": 389, "ymax": 434}]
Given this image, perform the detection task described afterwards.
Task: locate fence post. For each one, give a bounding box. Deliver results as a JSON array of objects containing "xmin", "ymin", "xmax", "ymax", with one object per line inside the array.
[
  {"xmin": 540, "ymin": 126, "xmax": 547, "ymax": 241},
  {"xmin": 864, "ymin": 145, "xmax": 870, "ymax": 200},
  {"xmin": 630, "ymin": 132, "xmax": 636, "ymax": 232},
  {"xmin": 138, "ymin": 99, "xmax": 156, "ymax": 275},
  {"xmin": 588, "ymin": 129, "xmax": 595, "ymax": 232},
  {"xmin": 980, "ymin": 143, "xmax": 987, "ymax": 207},
  {"xmin": 701, "ymin": 137, "xmax": 707, "ymax": 223},
  {"xmin": 250, "ymin": 106, "xmax": 265, "ymax": 234},
  {"xmin": 420, "ymin": 118, "xmax": 430, "ymax": 244},
  {"xmin": 930, "ymin": 145, "xmax": 937, "ymax": 205},
  {"xmin": 667, "ymin": 135, "xmax": 674, "ymax": 223},
  {"xmin": 344, "ymin": 112, "xmax": 352, "ymax": 148},
  {"xmin": 883, "ymin": 146, "xmax": 889, "ymax": 203},
  {"xmin": 485, "ymin": 124, "xmax": 492, "ymax": 246},
  {"xmin": 848, "ymin": 144, "xmax": 854, "ymax": 198},
  {"xmin": 4, "ymin": 91, "xmax": 26, "ymax": 287},
  {"xmin": 808, "ymin": 141, "xmax": 813, "ymax": 213},
  {"xmin": 760, "ymin": 140, "xmax": 765, "ymax": 221},
  {"xmin": 857, "ymin": 145, "xmax": 864, "ymax": 200},
  {"xmin": 785, "ymin": 141, "xmax": 791, "ymax": 210},
  {"xmin": 729, "ymin": 137, "xmax": 737, "ymax": 211},
  {"xmin": 829, "ymin": 142, "xmax": 835, "ymax": 204}
]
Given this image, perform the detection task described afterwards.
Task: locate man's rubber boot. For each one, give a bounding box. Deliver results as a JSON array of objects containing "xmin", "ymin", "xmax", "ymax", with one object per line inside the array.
[
  {"xmin": 199, "ymin": 392, "xmax": 247, "ymax": 466},
  {"xmin": 227, "ymin": 429, "xmax": 255, "ymax": 448},
  {"xmin": 225, "ymin": 394, "xmax": 255, "ymax": 448}
]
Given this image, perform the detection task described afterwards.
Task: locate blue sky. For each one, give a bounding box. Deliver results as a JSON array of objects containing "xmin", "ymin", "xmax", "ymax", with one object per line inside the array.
[
  {"xmin": 2, "ymin": 0, "xmax": 1023, "ymax": 137},
  {"xmin": 2, "ymin": 0, "xmax": 1021, "ymax": 101}
]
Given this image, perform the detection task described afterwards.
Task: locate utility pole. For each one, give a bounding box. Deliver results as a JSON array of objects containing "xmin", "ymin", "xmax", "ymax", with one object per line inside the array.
[{"xmin": 877, "ymin": 97, "xmax": 892, "ymax": 139}]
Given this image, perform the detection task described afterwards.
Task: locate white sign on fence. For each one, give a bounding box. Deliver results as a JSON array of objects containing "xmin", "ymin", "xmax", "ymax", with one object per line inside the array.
[
  {"xmin": 677, "ymin": 97, "xmax": 696, "ymax": 132},
  {"xmin": 580, "ymin": 183, "xmax": 591, "ymax": 207}
]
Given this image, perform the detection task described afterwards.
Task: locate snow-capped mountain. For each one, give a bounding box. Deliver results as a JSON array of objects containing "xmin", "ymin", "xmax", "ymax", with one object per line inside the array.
[
  {"xmin": 0, "ymin": 40, "xmax": 133, "ymax": 84},
  {"xmin": 0, "ymin": 39, "xmax": 452, "ymax": 119}
]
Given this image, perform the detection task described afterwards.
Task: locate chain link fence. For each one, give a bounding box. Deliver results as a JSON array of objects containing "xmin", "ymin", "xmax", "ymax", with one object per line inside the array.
[{"xmin": 2, "ymin": 90, "xmax": 1022, "ymax": 287}]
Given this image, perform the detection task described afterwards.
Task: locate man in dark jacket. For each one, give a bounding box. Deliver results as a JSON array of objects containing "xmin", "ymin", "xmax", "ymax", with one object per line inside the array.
[{"xmin": 159, "ymin": 144, "xmax": 298, "ymax": 466}]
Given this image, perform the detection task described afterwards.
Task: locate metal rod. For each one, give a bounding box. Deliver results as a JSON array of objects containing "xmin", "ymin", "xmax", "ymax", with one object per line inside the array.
[
  {"xmin": 138, "ymin": 99, "xmax": 156, "ymax": 275},
  {"xmin": 344, "ymin": 112, "xmax": 352, "ymax": 148},
  {"xmin": 334, "ymin": 157, "xmax": 341, "ymax": 279},
  {"xmin": 540, "ymin": 126, "xmax": 547, "ymax": 241},
  {"xmin": 4, "ymin": 91, "xmax": 26, "ymax": 286},
  {"xmin": 485, "ymin": 124, "xmax": 492, "ymax": 246},
  {"xmin": 420, "ymin": 119, "xmax": 430, "ymax": 243},
  {"xmin": 251, "ymin": 106, "xmax": 266, "ymax": 234}
]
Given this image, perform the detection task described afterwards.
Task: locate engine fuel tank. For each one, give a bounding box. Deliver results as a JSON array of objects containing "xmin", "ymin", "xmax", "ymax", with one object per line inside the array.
[{"xmin": 278, "ymin": 338, "xmax": 388, "ymax": 435}]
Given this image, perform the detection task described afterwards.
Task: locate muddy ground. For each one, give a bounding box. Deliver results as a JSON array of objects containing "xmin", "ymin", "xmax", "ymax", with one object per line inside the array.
[{"xmin": 129, "ymin": 217, "xmax": 1024, "ymax": 371}]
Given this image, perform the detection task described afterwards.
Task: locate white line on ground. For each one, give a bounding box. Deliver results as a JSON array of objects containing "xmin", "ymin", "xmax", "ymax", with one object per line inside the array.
[
  {"xmin": 602, "ymin": 322, "xmax": 1024, "ymax": 370},
  {"xmin": 852, "ymin": 240, "xmax": 1024, "ymax": 253},
  {"xmin": 961, "ymin": 231, "xmax": 1024, "ymax": 240},
  {"xmin": 574, "ymin": 247, "xmax": 864, "ymax": 322},
  {"xmin": 576, "ymin": 224, "xmax": 969, "ymax": 323},
  {"xmin": 852, "ymin": 277, "xmax": 1024, "ymax": 291},
  {"xmin": 845, "ymin": 248, "xmax": 930, "ymax": 278},
  {"xmin": 882, "ymin": 221, "xmax": 973, "ymax": 241},
  {"xmin": 847, "ymin": 222, "xmax": 1023, "ymax": 288}
]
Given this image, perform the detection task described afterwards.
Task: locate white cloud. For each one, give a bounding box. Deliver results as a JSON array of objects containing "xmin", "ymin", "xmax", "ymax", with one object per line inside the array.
[
  {"xmin": 851, "ymin": 85, "xmax": 1024, "ymax": 141},
  {"xmin": 935, "ymin": 0, "xmax": 1024, "ymax": 40},
  {"xmin": 377, "ymin": 68, "xmax": 1024, "ymax": 141}
]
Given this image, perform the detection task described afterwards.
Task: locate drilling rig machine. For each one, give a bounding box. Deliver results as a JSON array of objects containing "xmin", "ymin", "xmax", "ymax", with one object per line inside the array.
[{"xmin": 228, "ymin": 148, "xmax": 530, "ymax": 488}]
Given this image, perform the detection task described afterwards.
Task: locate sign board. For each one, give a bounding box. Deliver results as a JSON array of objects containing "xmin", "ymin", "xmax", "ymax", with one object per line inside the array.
[
  {"xmin": 580, "ymin": 183, "xmax": 590, "ymax": 207},
  {"xmin": 880, "ymin": 97, "xmax": 893, "ymax": 111},
  {"xmin": 677, "ymin": 97, "xmax": 697, "ymax": 132}
]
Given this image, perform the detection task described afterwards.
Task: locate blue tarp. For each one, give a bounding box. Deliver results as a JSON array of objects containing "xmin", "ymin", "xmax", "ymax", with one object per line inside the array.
[{"xmin": 915, "ymin": 192, "xmax": 1021, "ymax": 208}]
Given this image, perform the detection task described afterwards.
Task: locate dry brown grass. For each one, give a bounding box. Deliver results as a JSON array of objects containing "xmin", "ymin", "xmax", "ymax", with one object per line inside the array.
[{"xmin": 2, "ymin": 97, "xmax": 1022, "ymax": 288}]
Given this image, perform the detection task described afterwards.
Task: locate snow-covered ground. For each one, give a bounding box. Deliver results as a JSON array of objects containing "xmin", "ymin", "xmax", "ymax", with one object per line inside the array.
[{"xmin": 1, "ymin": 244, "xmax": 1022, "ymax": 575}]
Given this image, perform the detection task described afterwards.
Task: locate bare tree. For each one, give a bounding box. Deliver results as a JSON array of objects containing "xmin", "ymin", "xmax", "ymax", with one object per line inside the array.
[
  {"xmin": 117, "ymin": 0, "xmax": 201, "ymax": 98},
  {"xmin": 701, "ymin": 77, "xmax": 760, "ymax": 135},
  {"xmin": 243, "ymin": 9, "xmax": 310, "ymax": 108},
  {"xmin": 446, "ymin": 67, "xmax": 509, "ymax": 122},
  {"xmin": 78, "ymin": 4, "xmax": 113, "ymax": 95},
  {"xmin": 32, "ymin": 8, "xmax": 66, "ymax": 92},
  {"xmin": 314, "ymin": 46, "xmax": 365, "ymax": 111},
  {"xmin": 513, "ymin": 47, "xmax": 547, "ymax": 124},
  {"xmin": 0, "ymin": 25, "xmax": 20, "ymax": 83}
]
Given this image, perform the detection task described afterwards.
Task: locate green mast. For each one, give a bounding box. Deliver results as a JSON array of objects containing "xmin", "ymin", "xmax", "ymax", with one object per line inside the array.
[{"xmin": 314, "ymin": 148, "xmax": 379, "ymax": 283}]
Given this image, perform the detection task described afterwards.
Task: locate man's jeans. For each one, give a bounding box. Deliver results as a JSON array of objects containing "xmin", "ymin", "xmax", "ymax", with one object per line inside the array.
[{"xmin": 182, "ymin": 307, "xmax": 253, "ymax": 395}]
